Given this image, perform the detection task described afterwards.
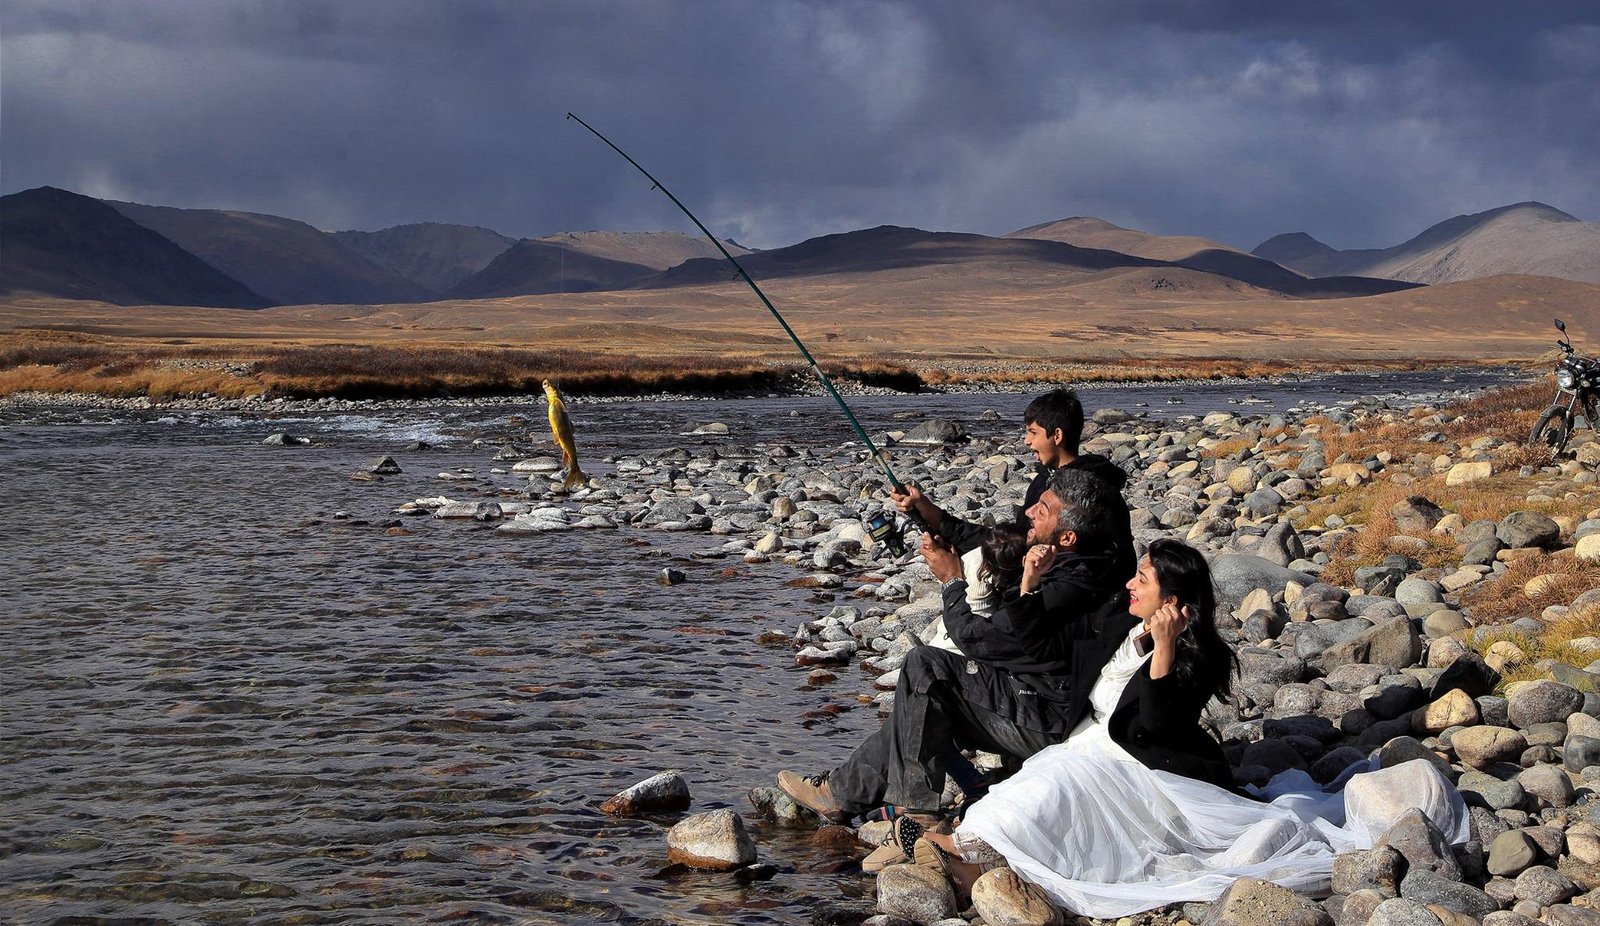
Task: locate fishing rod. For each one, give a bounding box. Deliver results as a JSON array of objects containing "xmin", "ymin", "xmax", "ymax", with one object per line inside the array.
[{"xmin": 567, "ymin": 112, "xmax": 925, "ymax": 550}]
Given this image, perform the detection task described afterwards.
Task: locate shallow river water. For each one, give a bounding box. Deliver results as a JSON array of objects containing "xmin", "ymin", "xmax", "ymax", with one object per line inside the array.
[{"xmin": 0, "ymin": 371, "xmax": 1510, "ymax": 925}]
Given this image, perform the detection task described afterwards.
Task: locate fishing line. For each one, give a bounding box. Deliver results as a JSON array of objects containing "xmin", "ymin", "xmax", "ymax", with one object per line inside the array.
[{"xmin": 566, "ymin": 112, "xmax": 908, "ymax": 495}]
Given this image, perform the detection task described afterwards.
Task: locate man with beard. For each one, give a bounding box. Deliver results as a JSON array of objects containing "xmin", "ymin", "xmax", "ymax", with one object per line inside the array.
[{"xmin": 776, "ymin": 467, "xmax": 1129, "ymax": 833}]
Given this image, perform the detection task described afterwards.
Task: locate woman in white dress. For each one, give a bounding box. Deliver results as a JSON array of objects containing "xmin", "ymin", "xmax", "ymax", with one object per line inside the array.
[{"xmin": 917, "ymin": 539, "xmax": 1468, "ymax": 917}]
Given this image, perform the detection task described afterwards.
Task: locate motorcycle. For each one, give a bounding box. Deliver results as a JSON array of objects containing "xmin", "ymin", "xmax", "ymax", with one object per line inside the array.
[{"xmin": 1528, "ymin": 318, "xmax": 1600, "ymax": 453}]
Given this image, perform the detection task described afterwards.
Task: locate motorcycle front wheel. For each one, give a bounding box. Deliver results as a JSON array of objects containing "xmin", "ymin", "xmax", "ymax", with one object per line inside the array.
[{"xmin": 1530, "ymin": 406, "xmax": 1572, "ymax": 452}]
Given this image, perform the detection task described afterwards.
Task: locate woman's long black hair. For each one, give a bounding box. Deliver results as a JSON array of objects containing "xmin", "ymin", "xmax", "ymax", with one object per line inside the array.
[{"xmin": 1146, "ymin": 539, "xmax": 1238, "ymax": 702}]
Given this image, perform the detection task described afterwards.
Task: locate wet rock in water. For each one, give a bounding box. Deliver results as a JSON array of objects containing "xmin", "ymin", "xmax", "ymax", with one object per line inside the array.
[
  {"xmin": 600, "ymin": 771, "xmax": 691, "ymax": 816},
  {"xmin": 876, "ymin": 864, "xmax": 957, "ymax": 924},
  {"xmin": 665, "ymin": 809, "xmax": 756, "ymax": 870},
  {"xmin": 433, "ymin": 500, "xmax": 497, "ymax": 519},
  {"xmin": 262, "ymin": 432, "xmax": 310, "ymax": 445},
  {"xmin": 970, "ymin": 868, "xmax": 1065, "ymax": 925},
  {"xmin": 898, "ymin": 420, "xmax": 966, "ymax": 446},
  {"xmin": 657, "ymin": 568, "xmax": 687, "ymax": 586},
  {"xmin": 512, "ymin": 456, "xmax": 562, "ymax": 473},
  {"xmin": 1213, "ymin": 876, "xmax": 1334, "ymax": 926},
  {"xmin": 1506, "ymin": 680, "xmax": 1584, "ymax": 729},
  {"xmin": 368, "ymin": 456, "xmax": 402, "ymax": 474},
  {"xmin": 747, "ymin": 786, "xmax": 810, "ymax": 825}
]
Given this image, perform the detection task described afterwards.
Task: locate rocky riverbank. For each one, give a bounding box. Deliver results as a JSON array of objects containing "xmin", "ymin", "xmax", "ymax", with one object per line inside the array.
[{"xmin": 390, "ymin": 380, "xmax": 1598, "ymax": 926}]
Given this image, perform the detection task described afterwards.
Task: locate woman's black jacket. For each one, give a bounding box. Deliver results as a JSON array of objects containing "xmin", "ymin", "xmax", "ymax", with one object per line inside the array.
[{"xmin": 1080, "ymin": 606, "xmax": 1240, "ymax": 793}]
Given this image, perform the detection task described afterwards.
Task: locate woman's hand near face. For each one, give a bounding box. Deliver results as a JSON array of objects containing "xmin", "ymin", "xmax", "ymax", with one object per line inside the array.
[
  {"xmin": 1020, "ymin": 544, "xmax": 1057, "ymax": 593},
  {"xmin": 1147, "ymin": 601, "xmax": 1188, "ymax": 679}
]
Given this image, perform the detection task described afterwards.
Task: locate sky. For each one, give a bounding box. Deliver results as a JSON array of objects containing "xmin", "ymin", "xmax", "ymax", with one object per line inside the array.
[{"xmin": 3, "ymin": 1, "xmax": 1598, "ymax": 251}]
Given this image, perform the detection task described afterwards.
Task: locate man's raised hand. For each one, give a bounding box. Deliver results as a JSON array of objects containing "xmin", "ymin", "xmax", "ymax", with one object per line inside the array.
[{"xmin": 1020, "ymin": 544, "xmax": 1057, "ymax": 593}]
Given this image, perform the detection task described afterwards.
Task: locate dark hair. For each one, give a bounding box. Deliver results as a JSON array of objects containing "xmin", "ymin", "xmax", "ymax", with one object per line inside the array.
[
  {"xmin": 1045, "ymin": 467, "xmax": 1113, "ymax": 550},
  {"xmin": 978, "ymin": 521, "xmax": 1028, "ymax": 591},
  {"xmin": 1145, "ymin": 539, "xmax": 1237, "ymax": 702},
  {"xmin": 1024, "ymin": 388, "xmax": 1084, "ymax": 455}
]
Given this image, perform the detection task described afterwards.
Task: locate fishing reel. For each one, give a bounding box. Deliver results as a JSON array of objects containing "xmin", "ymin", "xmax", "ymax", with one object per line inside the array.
[{"xmin": 865, "ymin": 510, "xmax": 907, "ymax": 558}]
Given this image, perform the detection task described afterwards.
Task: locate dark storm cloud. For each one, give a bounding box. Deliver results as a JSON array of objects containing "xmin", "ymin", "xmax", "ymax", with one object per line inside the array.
[{"xmin": 3, "ymin": 0, "xmax": 1597, "ymax": 250}]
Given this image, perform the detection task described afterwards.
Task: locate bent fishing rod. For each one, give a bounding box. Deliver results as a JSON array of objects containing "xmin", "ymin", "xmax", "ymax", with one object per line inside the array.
[{"xmin": 567, "ymin": 112, "xmax": 909, "ymax": 496}]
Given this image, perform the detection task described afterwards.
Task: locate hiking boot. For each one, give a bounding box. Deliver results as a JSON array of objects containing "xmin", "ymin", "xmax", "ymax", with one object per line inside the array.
[
  {"xmin": 777, "ymin": 770, "xmax": 848, "ymax": 825},
  {"xmin": 861, "ymin": 813, "xmax": 948, "ymax": 873}
]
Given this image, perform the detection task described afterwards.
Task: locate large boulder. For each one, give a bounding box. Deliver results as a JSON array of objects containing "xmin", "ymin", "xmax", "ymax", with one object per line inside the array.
[
  {"xmin": 1506, "ymin": 680, "xmax": 1585, "ymax": 729},
  {"xmin": 1496, "ymin": 511, "xmax": 1561, "ymax": 550},
  {"xmin": 1212, "ymin": 554, "xmax": 1316, "ymax": 614},
  {"xmin": 1319, "ymin": 617, "xmax": 1422, "ymax": 672},
  {"xmin": 899, "ymin": 420, "xmax": 967, "ymax": 446}
]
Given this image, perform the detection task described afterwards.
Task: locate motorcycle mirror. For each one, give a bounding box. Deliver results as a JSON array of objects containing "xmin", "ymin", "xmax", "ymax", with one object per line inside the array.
[{"xmin": 1556, "ymin": 318, "xmax": 1567, "ymax": 332}]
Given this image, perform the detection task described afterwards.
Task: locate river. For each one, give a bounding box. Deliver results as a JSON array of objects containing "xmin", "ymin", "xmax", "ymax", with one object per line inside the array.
[{"xmin": 0, "ymin": 369, "xmax": 1512, "ymax": 925}]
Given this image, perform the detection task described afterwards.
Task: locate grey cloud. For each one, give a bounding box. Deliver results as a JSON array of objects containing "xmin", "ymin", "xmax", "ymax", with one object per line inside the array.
[{"xmin": 2, "ymin": 0, "xmax": 1596, "ymax": 251}]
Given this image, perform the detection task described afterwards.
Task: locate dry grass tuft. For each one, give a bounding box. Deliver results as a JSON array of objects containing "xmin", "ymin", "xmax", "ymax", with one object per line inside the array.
[
  {"xmin": 1465, "ymin": 600, "xmax": 1600, "ymax": 692},
  {"xmin": 1459, "ymin": 551, "xmax": 1600, "ymax": 625}
]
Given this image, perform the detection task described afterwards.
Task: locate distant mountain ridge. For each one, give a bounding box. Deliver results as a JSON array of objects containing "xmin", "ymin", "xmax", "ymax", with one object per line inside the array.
[
  {"xmin": 2, "ymin": 185, "xmax": 1592, "ymax": 310},
  {"xmin": 445, "ymin": 230, "xmax": 754, "ymax": 298},
  {"xmin": 109, "ymin": 201, "xmax": 434, "ymax": 305},
  {"xmin": 1254, "ymin": 202, "xmax": 1600, "ymax": 285},
  {"xmin": 0, "ymin": 187, "xmax": 270, "ymax": 308},
  {"xmin": 644, "ymin": 224, "xmax": 1415, "ymax": 299},
  {"xmin": 332, "ymin": 223, "xmax": 515, "ymax": 293}
]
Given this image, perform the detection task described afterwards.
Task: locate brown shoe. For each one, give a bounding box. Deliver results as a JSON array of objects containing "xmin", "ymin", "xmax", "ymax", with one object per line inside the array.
[
  {"xmin": 861, "ymin": 813, "xmax": 944, "ymax": 873},
  {"xmin": 777, "ymin": 770, "xmax": 848, "ymax": 824}
]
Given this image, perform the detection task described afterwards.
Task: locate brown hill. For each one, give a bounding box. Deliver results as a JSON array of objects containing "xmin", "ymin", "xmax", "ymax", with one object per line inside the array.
[
  {"xmin": 331, "ymin": 223, "xmax": 515, "ymax": 293},
  {"xmin": 1006, "ymin": 216, "xmax": 1242, "ymax": 261},
  {"xmin": 644, "ymin": 225, "xmax": 1415, "ymax": 300},
  {"xmin": 110, "ymin": 201, "xmax": 433, "ymax": 305},
  {"xmin": 533, "ymin": 230, "xmax": 752, "ymax": 272},
  {"xmin": 446, "ymin": 240, "xmax": 656, "ymax": 298},
  {"xmin": 1254, "ymin": 203, "xmax": 1600, "ymax": 285},
  {"xmin": 0, "ymin": 187, "xmax": 269, "ymax": 308}
]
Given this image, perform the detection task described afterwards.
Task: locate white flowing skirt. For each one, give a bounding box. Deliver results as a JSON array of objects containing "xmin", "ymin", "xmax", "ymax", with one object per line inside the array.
[{"xmin": 957, "ymin": 722, "xmax": 1468, "ymax": 918}]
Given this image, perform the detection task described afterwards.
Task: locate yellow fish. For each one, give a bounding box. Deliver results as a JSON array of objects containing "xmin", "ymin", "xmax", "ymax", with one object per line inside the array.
[{"xmin": 541, "ymin": 379, "xmax": 588, "ymax": 490}]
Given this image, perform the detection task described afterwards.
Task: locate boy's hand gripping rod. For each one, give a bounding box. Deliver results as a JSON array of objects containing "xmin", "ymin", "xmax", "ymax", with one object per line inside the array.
[{"xmin": 567, "ymin": 112, "xmax": 908, "ymax": 495}]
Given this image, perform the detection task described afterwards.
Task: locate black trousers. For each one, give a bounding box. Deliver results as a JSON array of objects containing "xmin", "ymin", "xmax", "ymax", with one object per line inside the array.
[{"xmin": 828, "ymin": 646, "xmax": 1075, "ymax": 816}]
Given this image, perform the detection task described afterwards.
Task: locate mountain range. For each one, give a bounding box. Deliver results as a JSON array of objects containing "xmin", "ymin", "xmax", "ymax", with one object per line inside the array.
[
  {"xmin": 0, "ymin": 186, "xmax": 1594, "ymax": 309},
  {"xmin": 1253, "ymin": 203, "xmax": 1600, "ymax": 285}
]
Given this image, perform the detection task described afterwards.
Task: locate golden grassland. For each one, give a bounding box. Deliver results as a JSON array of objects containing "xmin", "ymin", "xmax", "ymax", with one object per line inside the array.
[
  {"xmin": 1, "ymin": 268, "xmax": 1595, "ymax": 399},
  {"xmin": 0, "ymin": 327, "xmax": 1446, "ymax": 401}
]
